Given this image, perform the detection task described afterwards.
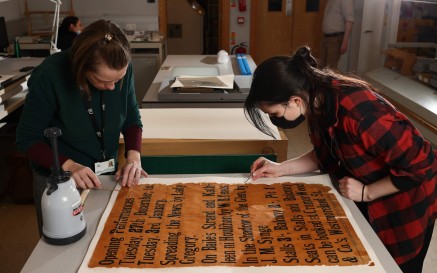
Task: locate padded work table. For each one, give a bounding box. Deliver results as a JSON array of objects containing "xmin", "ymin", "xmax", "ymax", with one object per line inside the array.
[
  {"xmin": 21, "ymin": 174, "xmax": 402, "ymax": 273},
  {"xmin": 118, "ymin": 108, "xmax": 288, "ymax": 165}
]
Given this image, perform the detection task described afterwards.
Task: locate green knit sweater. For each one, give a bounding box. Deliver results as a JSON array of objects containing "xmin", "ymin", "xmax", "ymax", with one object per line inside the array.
[{"xmin": 16, "ymin": 50, "xmax": 142, "ymax": 174}]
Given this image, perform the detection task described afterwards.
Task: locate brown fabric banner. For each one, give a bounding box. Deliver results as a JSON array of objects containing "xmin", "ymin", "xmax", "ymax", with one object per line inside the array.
[{"xmin": 88, "ymin": 182, "xmax": 371, "ymax": 268}]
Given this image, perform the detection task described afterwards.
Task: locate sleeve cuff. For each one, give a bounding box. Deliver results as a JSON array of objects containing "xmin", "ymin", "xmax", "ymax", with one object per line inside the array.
[
  {"xmin": 27, "ymin": 141, "xmax": 69, "ymax": 170},
  {"xmin": 390, "ymin": 173, "xmax": 419, "ymax": 191},
  {"xmin": 123, "ymin": 126, "xmax": 142, "ymax": 157}
]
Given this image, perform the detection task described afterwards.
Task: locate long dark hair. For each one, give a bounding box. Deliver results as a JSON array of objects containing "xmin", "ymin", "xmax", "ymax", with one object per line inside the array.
[
  {"xmin": 58, "ymin": 16, "xmax": 79, "ymax": 36},
  {"xmin": 70, "ymin": 19, "xmax": 131, "ymax": 97},
  {"xmin": 244, "ymin": 46, "xmax": 376, "ymax": 138}
]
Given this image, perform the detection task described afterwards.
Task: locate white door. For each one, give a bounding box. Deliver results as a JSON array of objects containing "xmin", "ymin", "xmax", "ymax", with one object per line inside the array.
[{"xmin": 356, "ymin": 0, "xmax": 387, "ymax": 73}]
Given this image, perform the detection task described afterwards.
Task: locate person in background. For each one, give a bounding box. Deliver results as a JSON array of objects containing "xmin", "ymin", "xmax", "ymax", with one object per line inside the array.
[
  {"xmin": 57, "ymin": 16, "xmax": 82, "ymax": 51},
  {"xmin": 244, "ymin": 46, "xmax": 437, "ymax": 273},
  {"xmin": 16, "ymin": 19, "xmax": 147, "ymax": 235},
  {"xmin": 320, "ymin": 0, "xmax": 354, "ymax": 68}
]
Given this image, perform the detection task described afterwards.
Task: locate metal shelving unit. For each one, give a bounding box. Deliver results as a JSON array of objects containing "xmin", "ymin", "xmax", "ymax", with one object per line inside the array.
[{"xmin": 24, "ymin": 0, "xmax": 75, "ymax": 36}]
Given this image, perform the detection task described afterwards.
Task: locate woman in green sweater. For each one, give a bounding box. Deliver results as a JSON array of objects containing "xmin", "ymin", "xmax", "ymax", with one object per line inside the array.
[{"xmin": 16, "ymin": 20, "xmax": 147, "ymax": 232}]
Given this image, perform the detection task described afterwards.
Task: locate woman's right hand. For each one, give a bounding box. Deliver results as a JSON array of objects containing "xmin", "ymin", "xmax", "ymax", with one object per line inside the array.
[
  {"xmin": 62, "ymin": 159, "xmax": 101, "ymax": 189},
  {"xmin": 250, "ymin": 157, "xmax": 282, "ymax": 181}
]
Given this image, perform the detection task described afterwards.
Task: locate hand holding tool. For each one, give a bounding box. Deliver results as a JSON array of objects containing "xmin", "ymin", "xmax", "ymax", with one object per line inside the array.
[{"xmin": 244, "ymin": 159, "xmax": 266, "ymax": 183}]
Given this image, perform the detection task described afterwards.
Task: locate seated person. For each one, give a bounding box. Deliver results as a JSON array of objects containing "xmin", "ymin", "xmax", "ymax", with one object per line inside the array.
[{"xmin": 57, "ymin": 16, "xmax": 82, "ymax": 51}]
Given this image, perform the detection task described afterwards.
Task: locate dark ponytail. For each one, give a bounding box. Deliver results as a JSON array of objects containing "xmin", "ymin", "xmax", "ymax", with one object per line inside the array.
[
  {"xmin": 292, "ymin": 46, "xmax": 318, "ymax": 69},
  {"xmin": 291, "ymin": 46, "xmax": 328, "ymax": 129}
]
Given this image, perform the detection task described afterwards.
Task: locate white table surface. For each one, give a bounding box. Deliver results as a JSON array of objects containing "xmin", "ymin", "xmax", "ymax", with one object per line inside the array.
[
  {"xmin": 18, "ymin": 38, "xmax": 167, "ymax": 65},
  {"xmin": 364, "ymin": 67, "xmax": 437, "ymax": 145},
  {"xmin": 136, "ymin": 108, "xmax": 280, "ymax": 140},
  {"xmin": 142, "ymin": 55, "xmax": 256, "ymax": 108},
  {"xmin": 0, "ymin": 57, "xmax": 44, "ymax": 86},
  {"xmin": 0, "ymin": 57, "xmax": 44, "ymax": 119},
  {"xmin": 21, "ymin": 174, "xmax": 401, "ymax": 273},
  {"xmin": 364, "ymin": 67, "xmax": 437, "ymax": 127}
]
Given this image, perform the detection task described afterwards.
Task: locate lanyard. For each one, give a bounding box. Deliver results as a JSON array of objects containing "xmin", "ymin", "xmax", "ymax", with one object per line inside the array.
[{"xmin": 83, "ymin": 92, "xmax": 106, "ymax": 161}]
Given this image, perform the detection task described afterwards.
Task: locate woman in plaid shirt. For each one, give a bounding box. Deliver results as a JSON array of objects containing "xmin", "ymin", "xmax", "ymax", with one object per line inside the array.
[{"xmin": 244, "ymin": 46, "xmax": 437, "ymax": 273}]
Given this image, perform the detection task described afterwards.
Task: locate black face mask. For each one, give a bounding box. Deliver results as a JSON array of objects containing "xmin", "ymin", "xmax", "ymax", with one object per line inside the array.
[{"xmin": 270, "ymin": 114, "xmax": 306, "ymax": 129}]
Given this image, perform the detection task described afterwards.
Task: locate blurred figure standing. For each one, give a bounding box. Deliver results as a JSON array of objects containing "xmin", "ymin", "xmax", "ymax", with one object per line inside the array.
[{"xmin": 320, "ymin": 0, "xmax": 354, "ymax": 68}]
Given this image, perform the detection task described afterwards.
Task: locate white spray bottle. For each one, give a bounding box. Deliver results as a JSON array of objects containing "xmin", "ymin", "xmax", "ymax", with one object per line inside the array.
[{"xmin": 41, "ymin": 127, "xmax": 86, "ymax": 245}]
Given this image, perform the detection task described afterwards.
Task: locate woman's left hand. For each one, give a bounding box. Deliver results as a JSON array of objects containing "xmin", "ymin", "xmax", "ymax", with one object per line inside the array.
[
  {"xmin": 115, "ymin": 161, "xmax": 148, "ymax": 187},
  {"xmin": 338, "ymin": 176, "xmax": 366, "ymax": 202}
]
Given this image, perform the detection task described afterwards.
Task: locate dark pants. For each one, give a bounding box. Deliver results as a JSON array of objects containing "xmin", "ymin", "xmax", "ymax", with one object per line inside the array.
[{"xmin": 320, "ymin": 34, "xmax": 344, "ymax": 68}]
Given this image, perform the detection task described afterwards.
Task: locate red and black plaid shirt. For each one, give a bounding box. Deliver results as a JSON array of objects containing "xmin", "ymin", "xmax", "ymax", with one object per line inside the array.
[{"xmin": 310, "ymin": 82, "xmax": 437, "ymax": 264}]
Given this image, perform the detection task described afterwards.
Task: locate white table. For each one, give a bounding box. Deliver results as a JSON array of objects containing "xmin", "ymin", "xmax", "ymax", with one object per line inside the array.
[
  {"xmin": 118, "ymin": 108, "xmax": 288, "ymax": 163},
  {"xmin": 363, "ymin": 67, "xmax": 437, "ymax": 145},
  {"xmin": 21, "ymin": 174, "xmax": 402, "ymax": 273},
  {"xmin": 18, "ymin": 38, "xmax": 166, "ymax": 65},
  {"xmin": 142, "ymin": 55, "xmax": 256, "ymax": 108},
  {"xmin": 0, "ymin": 57, "xmax": 44, "ymax": 120},
  {"xmin": 130, "ymin": 39, "xmax": 167, "ymax": 66}
]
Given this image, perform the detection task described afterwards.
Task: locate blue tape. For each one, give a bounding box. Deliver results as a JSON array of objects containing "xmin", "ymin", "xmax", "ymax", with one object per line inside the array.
[
  {"xmin": 241, "ymin": 55, "xmax": 252, "ymax": 75},
  {"xmin": 237, "ymin": 54, "xmax": 248, "ymax": 75}
]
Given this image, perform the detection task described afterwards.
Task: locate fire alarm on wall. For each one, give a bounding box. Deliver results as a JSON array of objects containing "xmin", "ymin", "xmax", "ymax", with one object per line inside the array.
[
  {"xmin": 237, "ymin": 17, "xmax": 244, "ymax": 24},
  {"xmin": 239, "ymin": 0, "xmax": 246, "ymax": 12}
]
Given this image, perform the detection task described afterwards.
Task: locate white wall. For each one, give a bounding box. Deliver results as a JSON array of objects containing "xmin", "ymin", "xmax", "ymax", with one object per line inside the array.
[
  {"xmin": 343, "ymin": 0, "xmax": 363, "ymax": 73},
  {"xmin": 228, "ymin": 0, "xmax": 251, "ymax": 54},
  {"xmin": 166, "ymin": 0, "xmax": 203, "ymax": 54},
  {"xmin": 60, "ymin": 0, "xmax": 159, "ymax": 31},
  {"xmin": 0, "ymin": 0, "xmax": 26, "ymax": 43},
  {"xmin": 0, "ymin": 0, "xmax": 24, "ymax": 21},
  {"xmin": 0, "ymin": 0, "xmax": 160, "ymax": 41},
  {"xmin": 345, "ymin": 0, "xmax": 394, "ymax": 74},
  {"xmin": 74, "ymin": 0, "xmax": 158, "ymax": 17}
]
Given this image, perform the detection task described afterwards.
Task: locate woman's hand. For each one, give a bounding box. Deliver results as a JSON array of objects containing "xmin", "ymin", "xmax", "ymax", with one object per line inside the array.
[
  {"xmin": 62, "ymin": 159, "xmax": 101, "ymax": 189},
  {"xmin": 339, "ymin": 176, "xmax": 399, "ymax": 202},
  {"xmin": 338, "ymin": 176, "xmax": 366, "ymax": 202},
  {"xmin": 115, "ymin": 160, "xmax": 148, "ymax": 187},
  {"xmin": 250, "ymin": 157, "xmax": 284, "ymax": 181}
]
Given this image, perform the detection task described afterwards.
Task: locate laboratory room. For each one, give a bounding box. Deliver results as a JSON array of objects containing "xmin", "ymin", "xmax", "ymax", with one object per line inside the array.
[{"xmin": 0, "ymin": 0, "xmax": 437, "ymax": 273}]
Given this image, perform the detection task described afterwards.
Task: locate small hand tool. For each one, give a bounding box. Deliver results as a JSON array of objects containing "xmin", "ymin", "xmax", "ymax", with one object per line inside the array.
[{"xmin": 244, "ymin": 159, "xmax": 266, "ymax": 184}]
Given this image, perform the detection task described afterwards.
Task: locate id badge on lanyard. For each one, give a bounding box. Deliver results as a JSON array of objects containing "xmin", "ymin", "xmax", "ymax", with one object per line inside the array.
[
  {"xmin": 83, "ymin": 92, "xmax": 115, "ymax": 175},
  {"xmin": 95, "ymin": 159, "xmax": 115, "ymax": 175}
]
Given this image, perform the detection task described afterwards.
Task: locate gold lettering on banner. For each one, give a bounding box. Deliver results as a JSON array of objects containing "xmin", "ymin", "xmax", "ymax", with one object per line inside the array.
[{"xmin": 89, "ymin": 182, "xmax": 371, "ymax": 268}]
